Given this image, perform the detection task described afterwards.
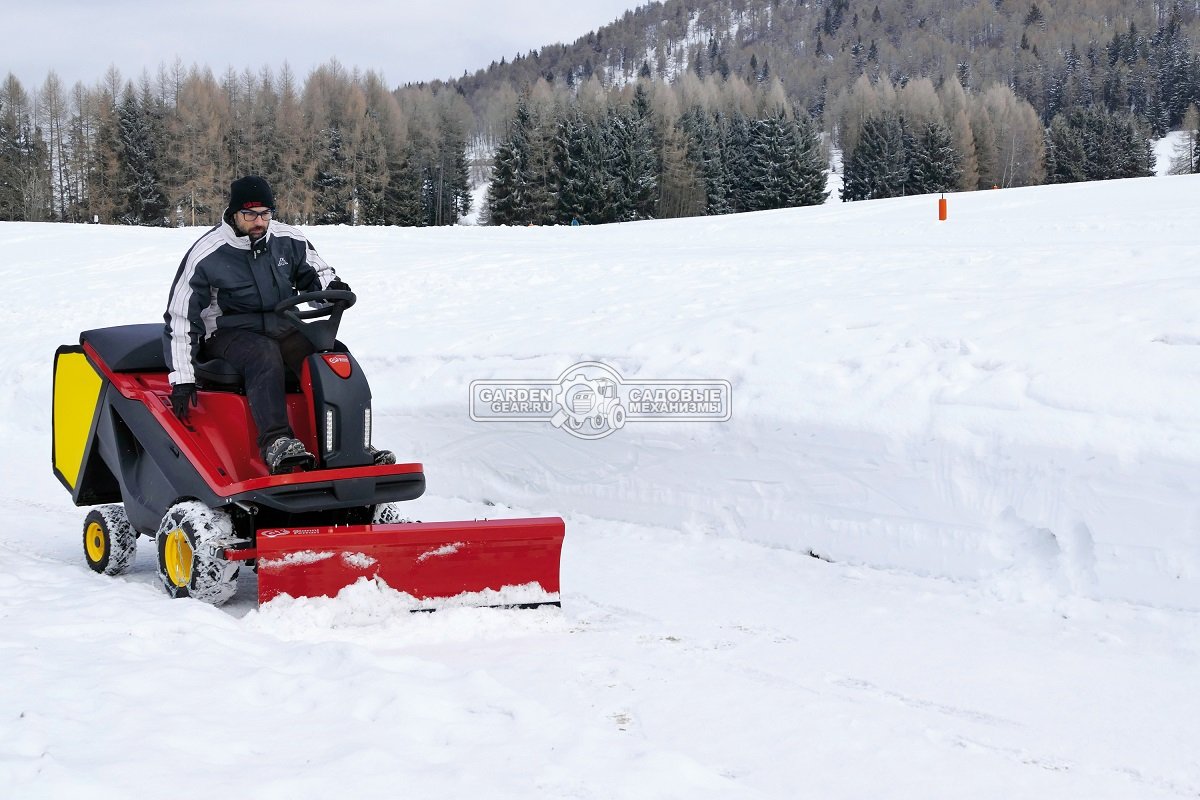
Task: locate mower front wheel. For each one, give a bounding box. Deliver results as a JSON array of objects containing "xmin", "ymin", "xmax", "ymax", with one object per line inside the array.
[
  {"xmin": 155, "ymin": 501, "xmax": 240, "ymax": 606},
  {"xmin": 373, "ymin": 502, "xmax": 414, "ymax": 525},
  {"xmin": 83, "ymin": 505, "xmax": 137, "ymax": 576}
]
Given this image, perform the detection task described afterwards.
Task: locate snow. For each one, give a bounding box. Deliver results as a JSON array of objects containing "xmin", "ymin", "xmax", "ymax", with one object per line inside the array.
[
  {"xmin": 257, "ymin": 550, "xmax": 337, "ymax": 569},
  {"xmin": 1155, "ymin": 130, "xmax": 1189, "ymax": 176},
  {"xmin": 2, "ymin": 175, "xmax": 1200, "ymax": 797},
  {"xmin": 417, "ymin": 542, "xmax": 466, "ymax": 562},
  {"xmin": 340, "ymin": 552, "xmax": 378, "ymax": 569}
]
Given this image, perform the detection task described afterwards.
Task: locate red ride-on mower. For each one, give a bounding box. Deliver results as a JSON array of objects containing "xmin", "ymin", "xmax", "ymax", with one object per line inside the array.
[{"xmin": 52, "ymin": 290, "xmax": 564, "ymax": 607}]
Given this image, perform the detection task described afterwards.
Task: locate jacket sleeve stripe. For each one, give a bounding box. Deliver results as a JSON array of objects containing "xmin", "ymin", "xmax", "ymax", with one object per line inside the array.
[
  {"xmin": 307, "ymin": 244, "xmax": 337, "ymax": 288},
  {"xmin": 165, "ymin": 233, "xmax": 221, "ymax": 385}
]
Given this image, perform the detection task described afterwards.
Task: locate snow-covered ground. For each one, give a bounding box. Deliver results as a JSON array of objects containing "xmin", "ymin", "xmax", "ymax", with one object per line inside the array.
[
  {"xmin": 1155, "ymin": 129, "xmax": 1191, "ymax": 176},
  {"xmin": 2, "ymin": 175, "xmax": 1199, "ymax": 797}
]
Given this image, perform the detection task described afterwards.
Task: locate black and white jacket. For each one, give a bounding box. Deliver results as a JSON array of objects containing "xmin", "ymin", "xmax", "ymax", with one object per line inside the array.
[{"xmin": 162, "ymin": 216, "xmax": 338, "ymax": 385}]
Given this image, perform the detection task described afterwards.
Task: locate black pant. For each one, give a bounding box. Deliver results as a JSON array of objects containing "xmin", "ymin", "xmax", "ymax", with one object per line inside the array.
[{"xmin": 202, "ymin": 328, "xmax": 314, "ymax": 455}]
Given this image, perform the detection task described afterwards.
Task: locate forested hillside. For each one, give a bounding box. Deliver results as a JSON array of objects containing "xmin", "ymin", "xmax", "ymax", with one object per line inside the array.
[
  {"xmin": 0, "ymin": 63, "xmax": 472, "ymax": 226},
  {"xmin": 469, "ymin": 0, "xmax": 1188, "ymax": 223},
  {"xmin": 2, "ymin": 0, "xmax": 1198, "ymax": 226},
  {"xmin": 455, "ymin": 0, "xmax": 1200, "ymax": 135}
]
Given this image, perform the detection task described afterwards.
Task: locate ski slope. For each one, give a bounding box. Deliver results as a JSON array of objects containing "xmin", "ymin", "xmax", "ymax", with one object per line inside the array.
[{"xmin": 2, "ymin": 175, "xmax": 1199, "ymax": 798}]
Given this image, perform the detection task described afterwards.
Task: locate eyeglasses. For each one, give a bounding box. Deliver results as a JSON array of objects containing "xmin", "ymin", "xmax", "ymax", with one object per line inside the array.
[{"xmin": 237, "ymin": 208, "xmax": 273, "ymax": 220}]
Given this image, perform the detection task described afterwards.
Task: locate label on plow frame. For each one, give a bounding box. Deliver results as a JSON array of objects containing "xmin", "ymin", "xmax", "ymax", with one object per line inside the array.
[{"xmin": 258, "ymin": 528, "xmax": 322, "ymax": 539}]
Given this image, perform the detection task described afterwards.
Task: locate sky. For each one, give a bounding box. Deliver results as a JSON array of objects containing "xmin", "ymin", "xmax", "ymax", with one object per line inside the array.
[{"xmin": 4, "ymin": 0, "xmax": 648, "ymax": 92}]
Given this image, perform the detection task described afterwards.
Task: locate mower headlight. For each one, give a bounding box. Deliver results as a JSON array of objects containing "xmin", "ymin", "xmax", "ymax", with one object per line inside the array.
[
  {"xmin": 363, "ymin": 408, "xmax": 372, "ymax": 448},
  {"xmin": 325, "ymin": 409, "xmax": 336, "ymax": 453}
]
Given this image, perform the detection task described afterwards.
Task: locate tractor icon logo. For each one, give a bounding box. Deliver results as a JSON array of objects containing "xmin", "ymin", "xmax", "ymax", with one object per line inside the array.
[
  {"xmin": 552, "ymin": 363, "xmax": 627, "ymax": 439},
  {"xmin": 470, "ymin": 360, "xmax": 731, "ymax": 441}
]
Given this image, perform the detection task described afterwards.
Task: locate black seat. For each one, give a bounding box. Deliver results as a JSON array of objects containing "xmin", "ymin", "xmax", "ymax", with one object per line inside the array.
[
  {"xmin": 195, "ymin": 354, "xmax": 312, "ymax": 394},
  {"xmin": 194, "ymin": 358, "xmax": 244, "ymax": 389},
  {"xmin": 81, "ymin": 322, "xmax": 318, "ymax": 392},
  {"xmin": 81, "ymin": 324, "xmax": 167, "ymax": 372}
]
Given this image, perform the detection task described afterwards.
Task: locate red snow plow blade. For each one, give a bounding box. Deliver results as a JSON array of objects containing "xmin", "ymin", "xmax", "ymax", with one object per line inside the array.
[{"xmin": 231, "ymin": 517, "xmax": 565, "ymax": 606}]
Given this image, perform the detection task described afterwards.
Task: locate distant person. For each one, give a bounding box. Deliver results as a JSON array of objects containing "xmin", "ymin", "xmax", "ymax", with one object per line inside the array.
[{"xmin": 162, "ymin": 175, "xmax": 395, "ymax": 474}]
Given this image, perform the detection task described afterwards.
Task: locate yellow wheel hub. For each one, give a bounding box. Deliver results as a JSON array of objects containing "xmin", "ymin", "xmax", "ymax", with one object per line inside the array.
[
  {"xmin": 85, "ymin": 521, "xmax": 107, "ymax": 563},
  {"xmin": 163, "ymin": 528, "xmax": 193, "ymax": 588}
]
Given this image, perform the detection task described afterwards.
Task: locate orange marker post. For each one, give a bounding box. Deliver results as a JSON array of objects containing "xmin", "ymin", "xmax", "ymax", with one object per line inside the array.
[{"xmin": 938, "ymin": 194, "xmax": 948, "ymax": 221}]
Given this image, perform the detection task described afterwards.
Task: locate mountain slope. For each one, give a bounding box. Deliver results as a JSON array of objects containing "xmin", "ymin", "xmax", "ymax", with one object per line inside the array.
[{"xmin": 446, "ymin": 0, "xmax": 1200, "ymax": 131}]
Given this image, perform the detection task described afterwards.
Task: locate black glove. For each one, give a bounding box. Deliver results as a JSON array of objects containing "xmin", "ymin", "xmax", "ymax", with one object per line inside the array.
[
  {"xmin": 327, "ymin": 279, "xmax": 351, "ymax": 293},
  {"xmin": 170, "ymin": 382, "xmax": 198, "ymax": 422}
]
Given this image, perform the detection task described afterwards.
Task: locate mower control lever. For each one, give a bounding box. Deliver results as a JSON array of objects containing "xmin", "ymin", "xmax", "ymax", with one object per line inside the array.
[{"xmin": 275, "ymin": 290, "xmax": 357, "ymax": 352}]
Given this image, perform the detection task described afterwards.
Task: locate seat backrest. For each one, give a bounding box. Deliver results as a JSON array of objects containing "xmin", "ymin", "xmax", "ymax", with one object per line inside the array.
[
  {"xmin": 194, "ymin": 357, "xmax": 303, "ymax": 393},
  {"xmin": 80, "ymin": 324, "xmax": 167, "ymax": 372},
  {"xmin": 194, "ymin": 358, "xmax": 245, "ymax": 390}
]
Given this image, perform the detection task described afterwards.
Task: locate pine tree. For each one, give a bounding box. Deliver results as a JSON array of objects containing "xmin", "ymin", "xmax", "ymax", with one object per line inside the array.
[
  {"xmin": 312, "ymin": 124, "xmax": 352, "ymax": 224},
  {"xmin": 841, "ymin": 112, "xmax": 906, "ymax": 201},
  {"xmin": 521, "ymin": 104, "xmax": 555, "ymax": 225},
  {"xmin": 791, "ymin": 110, "xmax": 829, "ymax": 206},
  {"xmin": 0, "ymin": 85, "xmax": 23, "ymax": 219},
  {"xmin": 678, "ymin": 106, "xmax": 731, "ymax": 215},
  {"xmin": 723, "ymin": 111, "xmax": 754, "ymax": 212},
  {"xmin": 602, "ymin": 111, "xmax": 633, "ymax": 221},
  {"xmin": 551, "ymin": 108, "xmax": 581, "ymax": 223},
  {"xmin": 553, "ymin": 106, "xmax": 611, "ymax": 224},
  {"xmin": 354, "ymin": 110, "xmax": 388, "ymax": 224},
  {"xmin": 1046, "ymin": 107, "xmax": 1153, "ymax": 182},
  {"xmin": 485, "ymin": 135, "xmax": 523, "ymax": 225},
  {"xmin": 115, "ymin": 83, "xmax": 167, "ymax": 225},
  {"xmin": 612, "ymin": 91, "xmax": 658, "ymax": 221},
  {"xmin": 384, "ymin": 141, "xmax": 425, "ymax": 226},
  {"xmin": 907, "ymin": 120, "xmax": 961, "ymax": 194},
  {"xmin": 746, "ymin": 110, "xmax": 797, "ymax": 210},
  {"xmin": 486, "ymin": 95, "xmax": 540, "ymax": 225}
]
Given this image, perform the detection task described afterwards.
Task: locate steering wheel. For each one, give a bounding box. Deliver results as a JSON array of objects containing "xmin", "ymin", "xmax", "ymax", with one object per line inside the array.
[
  {"xmin": 273, "ymin": 289, "xmax": 356, "ymax": 352},
  {"xmin": 274, "ymin": 289, "xmax": 356, "ymax": 320}
]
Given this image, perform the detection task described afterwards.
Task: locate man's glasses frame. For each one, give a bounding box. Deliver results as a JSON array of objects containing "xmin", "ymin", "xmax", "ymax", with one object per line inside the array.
[{"xmin": 237, "ymin": 208, "xmax": 274, "ymax": 220}]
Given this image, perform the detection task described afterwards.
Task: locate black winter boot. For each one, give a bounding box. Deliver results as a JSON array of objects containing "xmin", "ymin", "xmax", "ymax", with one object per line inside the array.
[
  {"xmin": 265, "ymin": 437, "xmax": 315, "ymax": 474},
  {"xmin": 369, "ymin": 446, "xmax": 396, "ymax": 466}
]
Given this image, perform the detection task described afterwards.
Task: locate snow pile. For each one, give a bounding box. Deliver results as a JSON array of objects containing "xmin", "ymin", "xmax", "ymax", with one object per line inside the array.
[{"xmin": 247, "ymin": 578, "xmax": 566, "ymax": 645}]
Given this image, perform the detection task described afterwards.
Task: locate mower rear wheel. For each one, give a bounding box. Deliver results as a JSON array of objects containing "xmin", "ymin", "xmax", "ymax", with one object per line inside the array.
[
  {"xmin": 155, "ymin": 501, "xmax": 239, "ymax": 606},
  {"xmin": 83, "ymin": 505, "xmax": 137, "ymax": 576}
]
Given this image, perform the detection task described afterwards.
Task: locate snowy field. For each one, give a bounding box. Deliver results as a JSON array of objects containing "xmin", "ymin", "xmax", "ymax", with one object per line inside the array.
[{"xmin": 2, "ymin": 173, "xmax": 1200, "ymax": 798}]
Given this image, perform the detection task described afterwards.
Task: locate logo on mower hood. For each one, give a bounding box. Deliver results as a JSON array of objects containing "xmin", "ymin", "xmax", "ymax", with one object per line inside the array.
[
  {"xmin": 469, "ymin": 361, "xmax": 731, "ymax": 440},
  {"xmin": 322, "ymin": 354, "xmax": 352, "ymax": 379}
]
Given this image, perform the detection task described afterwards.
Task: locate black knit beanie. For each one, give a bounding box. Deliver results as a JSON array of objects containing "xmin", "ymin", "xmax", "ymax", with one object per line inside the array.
[{"xmin": 229, "ymin": 175, "xmax": 275, "ymax": 211}]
